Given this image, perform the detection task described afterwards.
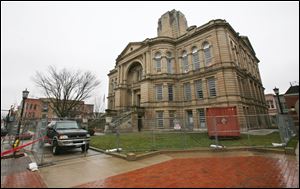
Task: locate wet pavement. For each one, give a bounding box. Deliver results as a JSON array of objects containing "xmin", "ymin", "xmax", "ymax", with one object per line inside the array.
[
  {"xmin": 1, "ymin": 155, "xmax": 47, "ymax": 188},
  {"xmin": 37, "ymin": 150, "xmax": 299, "ymax": 188},
  {"xmin": 39, "ymin": 151, "xmax": 173, "ymax": 187},
  {"xmin": 76, "ymin": 155, "xmax": 299, "ymax": 188},
  {"xmin": 1, "ymin": 144, "xmax": 299, "ymax": 188}
]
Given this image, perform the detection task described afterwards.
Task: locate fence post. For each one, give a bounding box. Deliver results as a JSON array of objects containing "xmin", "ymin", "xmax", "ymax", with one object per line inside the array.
[
  {"xmin": 214, "ymin": 116, "xmax": 218, "ymax": 146},
  {"xmin": 184, "ymin": 120, "xmax": 187, "ymax": 149},
  {"xmin": 39, "ymin": 119, "xmax": 46, "ymax": 165},
  {"xmin": 84, "ymin": 119, "xmax": 88, "ymax": 157},
  {"xmin": 152, "ymin": 127, "xmax": 156, "ymax": 150},
  {"xmin": 247, "ymin": 116, "xmax": 250, "ymax": 146}
]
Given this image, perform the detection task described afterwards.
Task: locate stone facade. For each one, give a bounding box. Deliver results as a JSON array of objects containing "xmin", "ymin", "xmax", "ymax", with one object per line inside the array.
[{"xmin": 107, "ymin": 10, "xmax": 268, "ymax": 130}]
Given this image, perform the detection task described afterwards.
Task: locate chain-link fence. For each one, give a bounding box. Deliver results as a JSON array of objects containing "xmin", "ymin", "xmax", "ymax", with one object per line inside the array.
[
  {"xmin": 2, "ymin": 113, "xmax": 297, "ymax": 166},
  {"xmin": 1, "ymin": 117, "xmax": 99, "ymax": 167},
  {"xmin": 276, "ymin": 114, "xmax": 297, "ymax": 144},
  {"xmin": 92, "ymin": 113, "xmax": 297, "ymax": 154},
  {"xmin": 1, "ymin": 118, "xmax": 37, "ymax": 157},
  {"xmin": 30, "ymin": 118, "xmax": 100, "ymax": 166}
]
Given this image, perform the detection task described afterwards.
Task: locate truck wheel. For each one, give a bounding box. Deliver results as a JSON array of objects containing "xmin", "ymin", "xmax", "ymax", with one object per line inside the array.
[
  {"xmin": 81, "ymin": 143, "xmax": 89, "ymax": 152},
  {"xmin": 52, "ymin": 140, "xmax": 60, "ymax": 155}
]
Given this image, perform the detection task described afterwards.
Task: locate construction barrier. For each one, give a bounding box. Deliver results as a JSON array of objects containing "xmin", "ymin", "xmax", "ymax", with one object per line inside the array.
[{"xmin": 1, "ymin": 135, "xmax": 47, "ymax": 157}]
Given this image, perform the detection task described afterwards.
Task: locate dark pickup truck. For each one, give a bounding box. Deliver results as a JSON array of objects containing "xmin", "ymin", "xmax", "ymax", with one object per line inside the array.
[{"xmin": 46, "ymin": 120, "xmax": 90, "ymax": 155}]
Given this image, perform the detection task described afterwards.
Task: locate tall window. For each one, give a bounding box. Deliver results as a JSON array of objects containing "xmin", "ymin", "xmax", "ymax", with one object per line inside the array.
[
  {"xmin": 182, "ymin": 51, "xmax": 189, "ymax": 72},
  {"xmin": 198, "ymin": 109, "xmax": 206, "ymax": 128},
  {"xmin": 166, "ymin": 52, "xmax": 173, "ymax": 74},
  {"xmin": 156, "ymin": 111, "xmax": 164, "ymax": 128},
  {"xmin": 43, "ymin": 103, "xmax": 48, "ymax": 112},
  {"xmin": 169, "ymin": 111, "xmax": 176, "ymax": 128},
  {"xmin": 136, "ymin": 68, "xmax": 142, "ymax": 81},
  {"xmin": 267, "ymin": 100, "xmax": 272, "ymax": 109},
  {"xmin": 155, "ymin": 52, "xmax": 161, "ymax": 72},
  {"xmin": 111, "ymin": 80, "xmax": 115, "ymax": 92},
  {"xmin": 183, "ymin": 82, "xmax": 191, "ymax": 100},
  {"xmin": 207, "ymin": 77, "xmax": 217, "ymax": 97},
  {"xmin": 192, "ymin": 47, "xmax": 200, "ymax": 70},
  {"xmin": 114, "ymin": 78, "xmax": 118, "ymax": 89},
  {"xmin": 156, "ymin": 84, "xmax": 163, "ymax": 101},
  {"xmin": 168, "ymin": 84, "xmax": 174, "ymax": 101},
  {"xmin": 203, "ymin": 42, "xmax": 212, "ymax": 65},
  {"xmin": 195, "ymin": 79, "xmax": 203, "ymax": 99},
  {"xmin": 270, "ymin": 100, "xmax": 274, "ymax": 109}
]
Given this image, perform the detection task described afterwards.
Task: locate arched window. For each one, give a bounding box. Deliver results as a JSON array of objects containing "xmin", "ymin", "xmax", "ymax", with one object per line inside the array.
[
  {"xmin": 111, "ymin": 80, "xmax": 114, "ymax": 92},
  {"xmin": 166, "ymin": 52, "xmax": 173, "ymax": 73},
  {"xmin": 192, "ymin": 47, "xmax": 200, "ymax": 70},
  {"xmin": 154, "ymin": 52, "xmax": 161, "ymax": 72},
  {"xmin": 128, "ymin": 63, "xmax": 143, "ymax": 83},
  {"xmin": 136, "ymin": 67, "xmax": 142, "ymax": 81},
  {"xmin": 182, "ymin": 50, "xmax": 189, "ymax": 73},
  {"xmin": 203, "ymin": 42, "xmax": 212, "ymax": 65}
]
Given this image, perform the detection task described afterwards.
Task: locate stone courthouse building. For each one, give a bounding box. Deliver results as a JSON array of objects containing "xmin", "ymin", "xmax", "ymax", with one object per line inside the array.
[{"xmin": 107, "ymin": 10, "xmax": 268, "ymax": 131}]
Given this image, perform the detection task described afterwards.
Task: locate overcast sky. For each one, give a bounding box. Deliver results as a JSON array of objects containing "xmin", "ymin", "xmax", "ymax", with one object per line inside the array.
[{"xmin": 1, "ymin": 1, "xmax": 299, "ymax": 113}]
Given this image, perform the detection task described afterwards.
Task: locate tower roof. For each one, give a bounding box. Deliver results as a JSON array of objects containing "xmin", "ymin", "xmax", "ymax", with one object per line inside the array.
[{"xmin": 157, "ymin": 9, "xmax": 188, "ymax": 38}]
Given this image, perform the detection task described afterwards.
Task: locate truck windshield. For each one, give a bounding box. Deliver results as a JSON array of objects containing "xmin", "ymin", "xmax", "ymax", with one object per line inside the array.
[{"xmin": 56, "ymin": 122, "xmax": 80, "ymax": 130}]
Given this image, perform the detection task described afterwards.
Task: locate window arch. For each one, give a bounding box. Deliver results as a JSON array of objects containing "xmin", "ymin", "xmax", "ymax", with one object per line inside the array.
[
  {"xmin": 192, "ymin": 46, "xmax": 200, "ymax": 70},
  {"xmin": 166, "ymin": 51, "xmax": 173, "ymax": 73},
  {"xmin": 166, "ymin": 51, "xmax": 172, "ymax": 57},
  {"xmin": 203, "ymin": 42, "xmax": 212, "ymax": 65},
  {"xmin": 182, "ymin": 50, "xmax": 189, "ymax": 72},
  {"xmin": 154, "ymin": 52, "xmax": 162, "ymax": 72}
]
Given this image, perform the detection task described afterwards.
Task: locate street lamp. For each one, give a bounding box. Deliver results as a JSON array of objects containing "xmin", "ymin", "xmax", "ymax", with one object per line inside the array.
[
  {"xmin": 273, "ymin": 87, "xmax": 283, "ymax": 114},
  {"xmin": 13, "ymin": 89, "xmax": 29, "ymax": 151}
]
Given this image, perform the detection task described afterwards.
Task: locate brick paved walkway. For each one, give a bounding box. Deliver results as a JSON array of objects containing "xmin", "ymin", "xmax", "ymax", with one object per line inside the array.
[
  {"xmin": 1, "ymin": 155, "xmax": 47, "ymax": 188},
  {"xmin": 76, "ymin": 155, "xmax": 299, "ymax": 188},
  {"xmin": 2, "ymin": 171, "xmax": 47, "ymax": 188}
]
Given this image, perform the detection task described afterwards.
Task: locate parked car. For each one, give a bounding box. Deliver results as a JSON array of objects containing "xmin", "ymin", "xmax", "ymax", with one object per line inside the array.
[
  {"xmin": 46, "ymin": 120, "xmax": 90, "ymax": 155},
  {"xmin": 19, "ymin": 131, "xmax": 33, "ymax": 140}
]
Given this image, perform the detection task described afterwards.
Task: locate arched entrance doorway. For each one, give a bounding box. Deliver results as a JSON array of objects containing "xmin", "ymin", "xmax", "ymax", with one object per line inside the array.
[
  {"xmin": 126, "ymin": 62, "xmax": 143, "ymax": 108},
  {"xmin": 126, "ymin": 62, "xmax": 143, "ymax": 131}
]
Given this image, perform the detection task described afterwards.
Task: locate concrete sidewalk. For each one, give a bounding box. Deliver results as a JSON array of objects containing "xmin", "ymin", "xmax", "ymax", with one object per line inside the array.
[
  {"xmin": 1, "ymin": 141, "xmax": 299, "ymax": 188},
  {"xmin": 39, "ymin": 150, "xmax": 299, "ymax": 188}
]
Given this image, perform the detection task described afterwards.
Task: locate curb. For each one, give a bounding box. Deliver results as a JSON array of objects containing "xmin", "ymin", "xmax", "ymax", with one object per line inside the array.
[{"xmin": 90, "ymin": 146, "xmax": 293, "ymax": 161}]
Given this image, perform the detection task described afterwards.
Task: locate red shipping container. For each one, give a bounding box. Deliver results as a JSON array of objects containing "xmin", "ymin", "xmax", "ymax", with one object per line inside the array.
[{"xmin": 206, "ymin": 107, "xmax": 240, "ymax": 138}]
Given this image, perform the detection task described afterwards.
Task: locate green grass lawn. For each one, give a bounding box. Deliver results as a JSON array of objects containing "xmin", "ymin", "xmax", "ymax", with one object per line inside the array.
[
  {"xmin": 90, "ymin": 131, "xmax": 287, "ymax": 153},
  {"xmin": 286, "ymin": 135, "xmax": 299, "ymax": 149}
]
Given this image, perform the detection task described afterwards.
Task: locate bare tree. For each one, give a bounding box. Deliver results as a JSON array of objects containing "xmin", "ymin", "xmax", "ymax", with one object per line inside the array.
[
  {"xmin": 93, "ymin": 94, "xmax": 106, "ymax": 118},
  {"xmin": 34, "ymin": 66, "xmax": 100, "ymax": 118}
]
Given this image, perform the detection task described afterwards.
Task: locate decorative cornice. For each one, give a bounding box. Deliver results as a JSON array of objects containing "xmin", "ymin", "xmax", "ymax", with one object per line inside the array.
[{"xmin": 115, "ymin": 19, "xmax": 259, "ymax": 66}]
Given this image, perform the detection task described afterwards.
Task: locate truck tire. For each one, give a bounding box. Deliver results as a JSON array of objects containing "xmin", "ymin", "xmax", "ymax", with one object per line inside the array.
[
  {"xmin": 81, "ymin": 143, "xmax": 89, "ymax": 152},
  {"xmin": 52, "ymin": 140, "xmax": 60, "ymax": 155}
]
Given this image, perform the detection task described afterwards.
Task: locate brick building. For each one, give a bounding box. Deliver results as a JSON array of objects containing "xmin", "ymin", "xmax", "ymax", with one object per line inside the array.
[
  {"xmin": 107, "ymin": 10, "xmax": 268, "ymax": 130},
  {"xmin": 22, "ymin": 98, "xmax": 94, "ymax": 121},
  {"xmin": 284, "ymin": 85, "xmax": 299, "ymax": 127},
  {"xmin": 23, "ymin": 98, "xmax": 42, "ymax": 120},
  {"xmin": 264, "ymin": 94, "xmax": 278, "ymax": 126}
]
